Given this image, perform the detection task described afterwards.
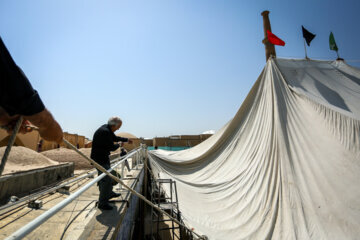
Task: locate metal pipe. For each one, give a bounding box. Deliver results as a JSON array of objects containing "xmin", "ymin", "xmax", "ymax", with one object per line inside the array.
[
  {"xmin": 0, "ymin": 148, "xmax": 139, "ymax": 215},
  {"xmin": 62, "ymin": 140, "xmax": 206, "ymax": 239},
  {"xmin": 0, "ymin": 170, "xmax": 96, "ymax": 215},
  {"xmin": 5, "ymin": 150, "xmax": 138, "ymax": 240}
]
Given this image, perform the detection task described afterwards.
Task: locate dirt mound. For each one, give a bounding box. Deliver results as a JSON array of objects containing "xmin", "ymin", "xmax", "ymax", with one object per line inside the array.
[
  {"xmin": 0, "ymin": 146, "xmax": 59, "ymax": 175},
  {"xmin": 79, "ymin": 148, "xmax": 92, "ymax": 156},
  {"xmin": 41, "ymin": 148, "xmax": 93, "ymax": 170}
]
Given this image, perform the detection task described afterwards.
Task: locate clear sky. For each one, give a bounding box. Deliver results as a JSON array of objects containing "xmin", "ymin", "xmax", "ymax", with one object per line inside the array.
[{"xmin": 1, "ymin": 0, "xmax": 359, "ymax": 139}]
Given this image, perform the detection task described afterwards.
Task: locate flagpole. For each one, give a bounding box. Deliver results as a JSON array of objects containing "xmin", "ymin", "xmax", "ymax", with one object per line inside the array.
[
  {"xmin": 336, "ymin": 50, "xmax": 340, "ymax": 59},
  {"xmin": 303, "ymin": 38, "xmax": 308, "ymax": 59}
]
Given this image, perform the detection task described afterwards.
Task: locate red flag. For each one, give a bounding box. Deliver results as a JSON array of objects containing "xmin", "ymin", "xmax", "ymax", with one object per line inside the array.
[{"xmin": 267, "ymin": 30, "xmax": 285, "ymax": 46}]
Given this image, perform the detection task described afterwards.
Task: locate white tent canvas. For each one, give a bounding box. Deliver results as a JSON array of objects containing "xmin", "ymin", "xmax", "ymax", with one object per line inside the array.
[{"xmin": 149, "ymin": 58, "xmax": 360, "ymax": 240}]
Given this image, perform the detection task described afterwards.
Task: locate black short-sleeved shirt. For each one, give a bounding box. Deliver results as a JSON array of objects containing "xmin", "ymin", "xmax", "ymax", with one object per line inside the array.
[
  {"xmin": 0, "ymin": 37, "xmax": 45, "ymax": 116},
  {"xmin": 90, "ymin": 124, "xmax": 128, "ymax": 165}
]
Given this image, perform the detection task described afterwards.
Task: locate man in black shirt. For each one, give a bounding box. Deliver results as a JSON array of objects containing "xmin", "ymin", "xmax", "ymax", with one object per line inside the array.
[
  {"xmin": 91, "ymin": 117, "xmax": 132, "ymax": 210},
  {"xmin": 0, "ymin": 37, "xmax": 62, "ymax": 143}
]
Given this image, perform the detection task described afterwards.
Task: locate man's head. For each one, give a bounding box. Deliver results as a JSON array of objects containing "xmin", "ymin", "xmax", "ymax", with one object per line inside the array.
[{"xmin": 108, "ymin": 116, "xmax": 122, "ymax": 132}]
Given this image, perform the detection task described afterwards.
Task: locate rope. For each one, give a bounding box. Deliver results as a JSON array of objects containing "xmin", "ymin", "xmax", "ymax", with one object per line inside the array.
[
  {"xmin": 59, "ymin": 200, "xmax": 95, "ymax": 240},
  {"xmin": 60, "ymin": 196, "xmax": 80, "ymax": 240},
  {"xmin": 0, "ymin": 117, "xmax": 23, "ymax": 175},
  {"xmin": 62, "ymin": 139, "xmax": 206, "ymax": 240}
]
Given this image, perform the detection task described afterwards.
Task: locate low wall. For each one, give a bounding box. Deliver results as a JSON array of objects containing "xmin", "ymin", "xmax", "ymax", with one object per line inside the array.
[{"xmin": 0, "ymin": 163, "xmax": 74, "ymax": 205}]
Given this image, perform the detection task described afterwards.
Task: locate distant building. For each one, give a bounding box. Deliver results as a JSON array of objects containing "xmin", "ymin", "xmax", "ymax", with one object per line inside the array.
[
  {"xmin": 42, "ymin": 132, "xmax": 86, "ymax": 151},
  {"xmin": 0, "ymin": 129, "xmax": 86, "ymax": 152},
  {"xmin": 117, "ymin": 132, "xmax": 138, "ymax": 151},
  {"xmin": 1, "ymin": 127, "xmax": 213, "ymax": 153},
  {"xmin": 0, "ymin": 129, "xmax": 40, "ymax": 151}
]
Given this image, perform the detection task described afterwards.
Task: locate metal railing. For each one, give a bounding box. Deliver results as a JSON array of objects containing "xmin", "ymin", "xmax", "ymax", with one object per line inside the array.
[
  {"xmin": 5, "ymin": 148, "xmax": 144, "ymax": 240},
  {"xmin": 0, "ymin": 147, "xmax": 140, "ymax": 215}
]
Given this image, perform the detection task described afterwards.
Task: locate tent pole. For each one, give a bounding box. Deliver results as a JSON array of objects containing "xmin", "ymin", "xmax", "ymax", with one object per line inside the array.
[
  {"xmin": 303, "ymin": 39, "xmax": 308, "ymax": 59},
  {"xmin": 261, "ymin": 10, "xmax": 276, "ymax": 62}
]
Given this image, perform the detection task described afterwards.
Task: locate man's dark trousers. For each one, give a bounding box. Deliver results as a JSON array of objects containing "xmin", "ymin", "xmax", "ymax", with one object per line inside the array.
[{"xmin": 97, "ymin": 163, "xmax": 113, "ymax": 207}]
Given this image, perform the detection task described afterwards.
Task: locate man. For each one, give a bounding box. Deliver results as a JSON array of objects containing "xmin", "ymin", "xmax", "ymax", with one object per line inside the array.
[
  {"xmin": 0, "ymin": 37, "xmax": 63, "ymax": 143},
  {"xmin": 91, "ymin": 117, "xmax": 132, "ymax": 210}
]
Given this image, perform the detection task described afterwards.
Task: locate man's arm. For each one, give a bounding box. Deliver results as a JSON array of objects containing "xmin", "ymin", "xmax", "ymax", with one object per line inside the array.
[
  {"xmin": 26, "ymin": 109, "xmax": 63, "ymax": 143},
  {"xmin": 0, "ymin": 37, "xmax": 63, "ymax": 143},
  {"xmin": 109, "ymin": 142, "xmax": 120, "ymax": 152},
  {"xmin": 0, "ymin": 37, "xmax": 45, "ymax": 116},
  {"xmin": 115, "ymin": 136, "xmax": 133, "ymax": 145},
  {"xmin": 104, "ymin": 131, "xmax": 120, "ymax": 151},
  {"xmin": 0, "ymin": 107, "xmax": 63, "ymax": 144},
  {"xmin": 115, "ymin": 136, "xmax": 129, "ymax": 142}
]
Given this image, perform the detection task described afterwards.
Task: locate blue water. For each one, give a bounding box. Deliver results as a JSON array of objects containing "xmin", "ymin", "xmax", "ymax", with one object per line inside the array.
[{"xmin": 147, "ymin": 146, "xmax": 190, "ymax": 151}]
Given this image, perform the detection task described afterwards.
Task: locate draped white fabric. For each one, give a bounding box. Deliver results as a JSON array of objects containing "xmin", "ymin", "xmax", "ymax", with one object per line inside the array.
[{"xmin": 149, "ymin": 58, "xmax": 360, "ymax": 240}]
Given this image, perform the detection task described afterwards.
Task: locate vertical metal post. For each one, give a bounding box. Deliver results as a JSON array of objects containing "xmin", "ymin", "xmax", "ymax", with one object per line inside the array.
[
  {"xmin": 303, "ymin": 39, "xmax": 308, "ymax": 59},
  {"xmin": 121, "ymin": 162, "xmax": 125, "ymax": 178},
  {"xmin": 115, "ymin": 162, "xmax": 124, "ymax": 191},
  {"xmin": 170, "ymin": 180, "xmax": 175, "ymax": 239},
  {"xmin": 135, "ymin": 152, "xmax": 139, "ymax": 170},
  {"xmin": 174, "ymin": 181, "xmax": 181, "ymax": 239},
  {"xmin": 5, "ymin": 160, "xmax": 124, "ymax": 240}
]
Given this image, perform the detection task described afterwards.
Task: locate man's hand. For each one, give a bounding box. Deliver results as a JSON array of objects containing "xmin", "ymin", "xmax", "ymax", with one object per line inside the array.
[
  {"xmin": 0, "ymin": 107, "xmax": 33, "ymax": 134},
  {"xmin": 26, "ymin": 109, "xmax": 63, "ymax": 144},
  {"xmin": 0, "ymin": 107, "xmax": 63, "ymax": 144}
]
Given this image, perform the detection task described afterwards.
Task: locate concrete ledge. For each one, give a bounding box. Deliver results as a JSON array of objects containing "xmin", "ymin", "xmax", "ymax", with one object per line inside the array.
[
  {"xmin": 0, "ymin": 163, "xmax": 74, "ymax": 204},
  {"xmin": 74, "ymin": 167, "xmax": 143, "ymax": 240}
]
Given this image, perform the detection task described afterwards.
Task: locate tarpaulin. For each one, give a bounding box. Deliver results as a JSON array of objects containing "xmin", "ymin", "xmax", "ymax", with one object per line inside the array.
[{"xmin": 149, "ymin": 58, "xmax": 360, "ymax": 240}]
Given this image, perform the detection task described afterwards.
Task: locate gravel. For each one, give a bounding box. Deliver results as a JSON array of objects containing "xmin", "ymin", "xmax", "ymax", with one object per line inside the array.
[
  {"xmin": 41, "ymin": 147, "xmax": 93, "ymax": 170},
  {"xmin": 0, "ymin": 146, "xmax": 59, "ymax": 175}
]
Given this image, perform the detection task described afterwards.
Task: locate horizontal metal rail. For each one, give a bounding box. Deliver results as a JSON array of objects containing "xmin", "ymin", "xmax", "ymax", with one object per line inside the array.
[
  {"xmin": 0, "ymin": 147, "xmax": 140, "ymax": 215},
  {"xmin": 0, "ymin": 170, "xmax": 96, "ymax": 216},
  {"xmin": 5, "ymin": 149, "xmax": 141, "ymax": 240},
  {"xmin": 61, "ymin": 140, "xmax": 206, "ymax": 240}
]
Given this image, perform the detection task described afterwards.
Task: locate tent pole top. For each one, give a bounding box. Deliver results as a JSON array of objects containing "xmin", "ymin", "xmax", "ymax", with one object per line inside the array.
[{"xmin": 261, "ymin": 10, "xmax": 276, "ymax": 61}]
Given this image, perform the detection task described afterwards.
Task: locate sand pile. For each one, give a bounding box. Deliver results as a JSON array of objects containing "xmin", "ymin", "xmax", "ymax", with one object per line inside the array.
[
  {"xmin": 0, "ymin": 146, "xmax": 59, "ymax": 175},
  {"xmin": 41, "ymin": 148, "xmax": 93, "ymax": 170}
]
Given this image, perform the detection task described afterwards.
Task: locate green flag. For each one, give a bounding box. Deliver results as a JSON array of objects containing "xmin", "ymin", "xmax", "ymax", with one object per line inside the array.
[{"xmin": 329, "ymin": 32, "xmax": 338, "ymax": 51}]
